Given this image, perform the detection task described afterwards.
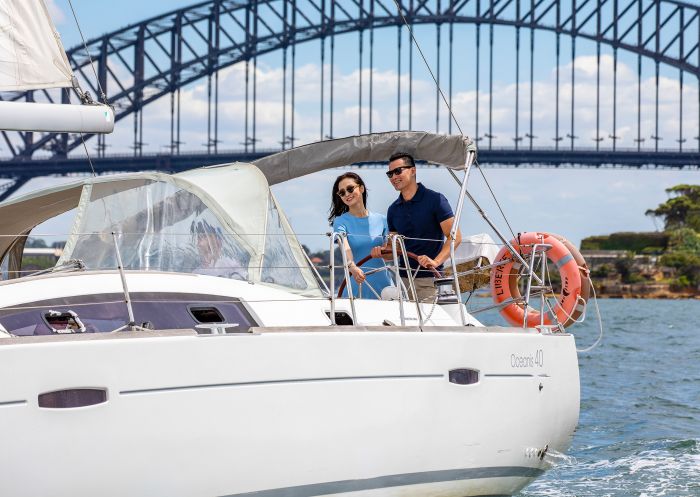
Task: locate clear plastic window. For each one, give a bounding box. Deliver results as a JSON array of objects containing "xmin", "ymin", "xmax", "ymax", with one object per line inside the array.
[
  {"xmin": 261, "ymin": 194, "xmax": 311, "ymax": 290},
  {"xmin": 0, "ymin": 255, "xmax": 8, "ymax": 281},
  {"xmin": 0, "ymin": 208, "xmax": 76, "ymax": 280},
  {"xmin": 61, "ymin": 180, "xmax": 251, "ymax": 279}
]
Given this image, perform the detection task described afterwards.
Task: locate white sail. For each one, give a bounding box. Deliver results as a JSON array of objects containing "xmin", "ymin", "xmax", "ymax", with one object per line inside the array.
[{"xmin": 0, "ymin": 0, "xmax": 74, "ymax": 91}]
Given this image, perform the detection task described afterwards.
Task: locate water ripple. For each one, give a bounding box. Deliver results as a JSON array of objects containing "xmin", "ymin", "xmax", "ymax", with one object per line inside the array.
[{"xmin": 510, "ymin": 299, "xmax": 700, "ymax": 497}]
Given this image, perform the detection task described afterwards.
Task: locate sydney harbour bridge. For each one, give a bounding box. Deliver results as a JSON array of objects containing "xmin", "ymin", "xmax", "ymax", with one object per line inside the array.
[{"xmin": 1, "ymin": 0, "xmax": 700, "ymax": 200}]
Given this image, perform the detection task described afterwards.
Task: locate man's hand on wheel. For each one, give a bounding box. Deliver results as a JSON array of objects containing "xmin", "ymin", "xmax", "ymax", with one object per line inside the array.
[
  {"xmin": 417, "ymin": 255, "xmax": 437, "ymax": 269},
  {"xmin": 370, "ymin": 246, "xmax": 384, "ymax": 259}
]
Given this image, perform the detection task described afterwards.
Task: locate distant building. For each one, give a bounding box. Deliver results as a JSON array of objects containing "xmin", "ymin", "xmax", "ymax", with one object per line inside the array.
[{"xmin": 21, "ymin": 247, "xmax": 63, "ymax": 272}]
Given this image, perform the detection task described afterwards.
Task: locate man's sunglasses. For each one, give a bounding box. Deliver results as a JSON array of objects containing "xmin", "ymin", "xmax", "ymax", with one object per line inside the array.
[
  {"xmin": 337, "ymin": 185, "xmax": 359, "ymax": 197},
  {"xmin": 385, "ymin": 165, "xmax": 414, "ymax": 178}
]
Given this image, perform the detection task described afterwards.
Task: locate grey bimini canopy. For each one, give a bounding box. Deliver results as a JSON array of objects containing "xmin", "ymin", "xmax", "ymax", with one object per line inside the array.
[{"xmin": 253, "ymin": 131, "xmax": 477, "ymax": 185}]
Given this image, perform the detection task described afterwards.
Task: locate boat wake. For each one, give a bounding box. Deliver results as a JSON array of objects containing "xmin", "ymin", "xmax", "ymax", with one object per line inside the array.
[{"xmin": 520, "ymin": 438, "xmax": 700, "ymax": 497}]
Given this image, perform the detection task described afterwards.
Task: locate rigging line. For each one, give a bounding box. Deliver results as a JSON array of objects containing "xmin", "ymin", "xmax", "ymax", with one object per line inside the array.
[
  {"xmin": 70, "ymin": 88, "xmax": 97, "ymax": 179},
  {"xmin": 78, "ymin": 134, "xmax": 100, "ymax": 182},
  {"xmin": 80, "ymin": 138, "xmax": 97, "ymax": 178},
  {"xmin": 390, "ymin": 0, "xmax": 464, "ymax": 136},
  {"xmin": 576, "ymin": 276, "xmax": 604, "ymax": 353},
  {"xmin": 475, "ymin": 159, "xmax": 517, "ymax": 242},
  {"xmin": 392, "ymin": 0, "xmax": 517, "ymax": 243},
  {"xmin": 67, "ymin": 0, "xmax": 107, "ymax": 103}
]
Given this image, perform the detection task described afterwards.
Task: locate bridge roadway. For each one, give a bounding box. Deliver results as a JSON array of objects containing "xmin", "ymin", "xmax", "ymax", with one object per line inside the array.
[{"xmin": 2, "ymin": 148, "xmax": 700, "ymax": 178}]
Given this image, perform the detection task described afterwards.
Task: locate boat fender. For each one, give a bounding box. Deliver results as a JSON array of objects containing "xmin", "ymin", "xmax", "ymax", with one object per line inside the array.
[{"xmin": 490, "ymin": 231, "xmax": 586, "ymax": 328}]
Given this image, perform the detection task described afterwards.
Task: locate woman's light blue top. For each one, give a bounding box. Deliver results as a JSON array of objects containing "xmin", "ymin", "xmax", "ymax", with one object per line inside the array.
[{"xmin": 333, "ymin": 211, "xmax": 393, "ymax": 299}]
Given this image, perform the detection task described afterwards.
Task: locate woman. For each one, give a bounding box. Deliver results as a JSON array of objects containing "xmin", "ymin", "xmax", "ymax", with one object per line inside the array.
[{"xmin": 329, "ymin": 172, "xmax": 393, "ymax": 299}]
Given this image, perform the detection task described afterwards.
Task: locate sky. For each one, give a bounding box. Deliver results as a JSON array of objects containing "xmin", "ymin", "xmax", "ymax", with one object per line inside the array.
[{"xmin": 14, "ymin": 1, "xmax": 700, "ymax": 251}]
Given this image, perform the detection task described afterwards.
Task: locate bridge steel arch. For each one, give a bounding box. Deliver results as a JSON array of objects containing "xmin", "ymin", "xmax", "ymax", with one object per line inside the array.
[{"xmin": 2, "ymin": 0, "xmax": 700, "ymax": 195}]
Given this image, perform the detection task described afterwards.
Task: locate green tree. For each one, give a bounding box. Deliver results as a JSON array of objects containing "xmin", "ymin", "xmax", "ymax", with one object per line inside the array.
[
  {"xmin": 614, "ymin": 252, "xmax": 636, "ymax": 283},
  {"xmin": 645, "ymin": 184, "xmax": 700, "ymax": 231},
  {"xmin": 658, "ymin": 228, "xmax": 700, "ymax": 289},
  {"xmin": 590, "ymin": 263, "xmax": 613, "ymax": 279},
  {"xmin": 667, "ymin": 227, "xmax": 700, "ymax": 253},
  {"xmin": 25, "ymin": 237, "xmax": 48, "ymax": 248},
  {"xmin": 660, "ymin": 251, "xmax": 700, "ymax": 288}
]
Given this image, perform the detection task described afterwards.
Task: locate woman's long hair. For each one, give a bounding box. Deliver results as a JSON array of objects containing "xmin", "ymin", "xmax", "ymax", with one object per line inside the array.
[{"xmin": 328, "ymin": 172, "xmax": 368, "ymax": 225}]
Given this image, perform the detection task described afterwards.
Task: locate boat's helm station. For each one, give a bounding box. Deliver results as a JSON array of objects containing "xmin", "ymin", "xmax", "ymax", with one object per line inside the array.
[{"xmin": 327, "ymin": 230, "xmax": 590, "ymax": 331}]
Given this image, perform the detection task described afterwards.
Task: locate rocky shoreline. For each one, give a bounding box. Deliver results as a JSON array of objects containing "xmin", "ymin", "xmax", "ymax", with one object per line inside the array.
[{"xmin": 593, "ymin": 282, "xmax": 700, "ymax": 299}]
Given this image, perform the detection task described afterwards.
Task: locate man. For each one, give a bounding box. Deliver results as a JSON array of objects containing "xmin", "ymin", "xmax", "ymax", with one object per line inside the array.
[
  {"xmin": 371, "ymin": 152, "xmax": 461, "ymax": 302},
  {"xmin": 191, "ymin": 219, "xmax": 248, "ymax": 280}
]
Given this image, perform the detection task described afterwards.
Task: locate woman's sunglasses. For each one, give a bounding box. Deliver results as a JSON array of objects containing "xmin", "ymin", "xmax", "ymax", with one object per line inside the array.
[
  {"xmin": 385, "ymin": 165, "xmax": 414, "ymax": 178},
  {"xmin": 337, "ymin": 185, "xmax": 359, "ymax": 197}
]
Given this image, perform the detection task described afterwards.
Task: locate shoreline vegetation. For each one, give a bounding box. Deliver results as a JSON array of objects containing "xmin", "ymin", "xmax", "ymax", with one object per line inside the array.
[{"xmin": 581, "ymin": 184, "xmax": 700, "ymax": 299}]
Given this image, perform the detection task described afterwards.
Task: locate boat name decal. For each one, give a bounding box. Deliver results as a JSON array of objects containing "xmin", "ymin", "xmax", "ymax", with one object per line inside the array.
[{"xmin": 511, "ymin": 349, "xmax": 544, "ymax": 368}]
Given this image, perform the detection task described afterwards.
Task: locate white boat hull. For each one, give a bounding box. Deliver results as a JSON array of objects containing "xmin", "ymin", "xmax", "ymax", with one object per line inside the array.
[{"xmin": 0, "ymin": 326, "xmax": 579, "ymax": 497}]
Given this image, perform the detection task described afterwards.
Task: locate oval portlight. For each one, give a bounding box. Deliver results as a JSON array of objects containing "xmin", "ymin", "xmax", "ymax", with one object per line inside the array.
[
  {"xmin": 448, "ymin": 369, "xmax": 479, "ymax": 385},
  {"xmin": 38, "ymin": 388, "xmax": 107, "ymax": 408}
]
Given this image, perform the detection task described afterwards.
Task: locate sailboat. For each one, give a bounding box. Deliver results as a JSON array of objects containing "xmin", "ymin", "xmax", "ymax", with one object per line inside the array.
[
  {"xmin": 0, "ymin": 0, "xmax": 114, "ymax": 133},
  {"xmin": 0, "ymin": 129, "xmax": 583, "ymax": 496},
  {"xmin": 0, "ymin": 3, "xmax": 584, "ymax": 497}
]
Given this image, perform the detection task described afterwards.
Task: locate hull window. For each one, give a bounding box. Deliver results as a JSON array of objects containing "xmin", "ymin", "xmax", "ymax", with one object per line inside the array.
[
  {"xmin": 38, "ymin": 388, "xmax": 107, "ymax": 409},
  {"xmin": 448, "ymin": 369, "xmax": 480, "ymax": 385}
]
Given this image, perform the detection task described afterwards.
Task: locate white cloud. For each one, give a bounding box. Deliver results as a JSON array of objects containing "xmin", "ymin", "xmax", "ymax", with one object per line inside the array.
[
  {"xmin": 46, "ymin": 0, "xmax": 65, "ymax": 24},
  {"xmin": 102, "ymin": 53, "xmax": 694, "ymax": 153}
]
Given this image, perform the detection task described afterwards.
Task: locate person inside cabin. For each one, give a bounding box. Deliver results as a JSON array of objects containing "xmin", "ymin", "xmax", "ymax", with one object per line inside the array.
[
  {"xmin": 329, "ymin": 172, "xmax": 393, "ymax": 299},
  {"xmin": 191, "ymin": 220, "xmax": 247, "ymax": 280},
  {"xmin": 371, "ymin": 152, "xmax": 462, "ymax": 302}
]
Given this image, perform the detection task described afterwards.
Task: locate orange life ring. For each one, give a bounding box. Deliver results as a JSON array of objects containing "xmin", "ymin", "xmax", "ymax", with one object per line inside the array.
[
  {"xmin": 490, "ymin": 232, "xmax": 587, "ymax": 328},
  {"xmin": 551, "ymin": 233, "xmax": 590, "ymax": 324}
]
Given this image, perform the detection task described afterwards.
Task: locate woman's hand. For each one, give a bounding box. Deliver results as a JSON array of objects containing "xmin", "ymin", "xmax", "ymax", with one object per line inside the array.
[{"xmin": 349, "ymin": 263, "xmax": 366, "ymax": 284}]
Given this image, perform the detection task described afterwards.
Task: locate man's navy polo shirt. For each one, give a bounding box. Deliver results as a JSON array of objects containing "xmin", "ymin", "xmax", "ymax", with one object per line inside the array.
[{"xmin": 387, "ymin": 183, "xmax": 454, "ymax": 277}]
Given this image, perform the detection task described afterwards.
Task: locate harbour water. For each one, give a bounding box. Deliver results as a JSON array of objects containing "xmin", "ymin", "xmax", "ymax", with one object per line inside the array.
[{"xmin": 488, "ymin": 299, "xmax": 700, "ymax": 497}]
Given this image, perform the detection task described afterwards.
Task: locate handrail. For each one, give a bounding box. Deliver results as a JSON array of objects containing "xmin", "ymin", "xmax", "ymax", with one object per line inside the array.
[
  {"xmin": 447, "ymin": 149, "xmax": 476, "ymax": 326},
  {"xmin": 390, "ymin": 234, "xmax": 426, "ymax": 329},
  {"xmin": 534, "ymin": 242, "xmax": 550, "ymax": 327},
  {"xmin": 328, "ymin": 232, "xmax": 357, "ymax": 325},
  {"xmin": 389, "ymin": 235, "xmax": 406, "ymax": 326}
]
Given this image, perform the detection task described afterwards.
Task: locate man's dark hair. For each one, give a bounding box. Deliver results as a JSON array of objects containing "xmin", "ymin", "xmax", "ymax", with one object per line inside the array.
[{"xmin": 389, "ymin": 152, "xmax": 415, "ymax": 168}]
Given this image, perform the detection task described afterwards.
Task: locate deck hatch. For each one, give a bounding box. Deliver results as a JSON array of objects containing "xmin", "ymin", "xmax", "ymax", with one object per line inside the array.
[
  {"xmin": 448, "ymin": 369, "xmax": 479, "ymax": 385},
  {"xmin": 325, "ymin": 311, "xmax": 354, "ymax": 325},
  {"xmin": 38, "ymin": 388, "xmax": 107, "ymax": 408},
  {"xmin": 43, "ymin": 310, "xmax": 85, "ymax": 334},
  {"xmin": 189, "ymin": 306, "xmax": 225, "ymax": 323}
]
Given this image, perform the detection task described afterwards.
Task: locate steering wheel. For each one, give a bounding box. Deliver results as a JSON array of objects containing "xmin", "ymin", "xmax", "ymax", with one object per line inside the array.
[{"xmin": 336, "ymin": 249, "xmax": 441, "ymax": 298}]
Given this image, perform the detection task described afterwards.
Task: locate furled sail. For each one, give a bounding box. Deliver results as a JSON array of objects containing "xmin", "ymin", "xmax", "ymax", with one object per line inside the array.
[{"xmin": 0, "ymin": 0, "xmax": 73, "ymax": 91}]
